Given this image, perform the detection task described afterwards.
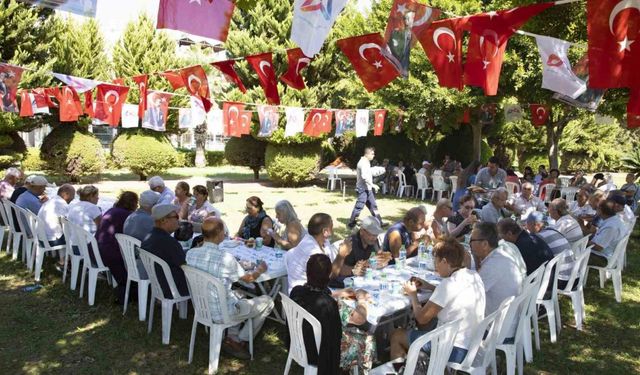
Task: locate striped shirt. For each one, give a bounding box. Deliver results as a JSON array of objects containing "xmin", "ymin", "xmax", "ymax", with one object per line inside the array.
[
  {"xmin": 552, "ymin": 215, "xmax": 584, "ymax": 243},
  {"xmin": 535, "ymin": 228, "xmax": 573, "ymax": 280}
]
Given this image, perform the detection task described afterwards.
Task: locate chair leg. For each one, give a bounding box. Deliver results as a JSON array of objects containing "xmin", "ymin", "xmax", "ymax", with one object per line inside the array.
[
  {"xmin": 248, "ymin": 319, "xmax": 254, "ymax": 360},
  {"xmin": 79, "ymin": 265, "xmax": 87, "ymax": 298},
  {"xmin": 11, "ymin": 234, "xmax": 21, "ymax": 261},
  {"xmin": 70, "ymin": 257, "xmax": 81, "ymax": 290},
  {"xmin": 209, "ymin": 326, "xmax": 225, "ymax": 374},
  {"xmin": 554, "ymin": 297, "xmax": 562, "ymax": 334},
  {"xmin": 284, "ymin": 353, "xmax": 293, "ymax": 375},
  {"xmin": 62, "ymin": 251, "xmax": 69, "ymax": 283},
  {"xmin": 546, "ymin": 302, "xmax": 557, "ymax": 343},
  {"xmin": 188, "ymin": 319, "xmax": 198, "ymax": 364},
  {"xmin": 612, "ymin": 270, "xmax": 622, "ymax": 303},
  {"xmin": 532, "ymin": 313, "xmax": 541, "ymax": 350},
  {"xmin": 178, "ymin": 300, "xmax": 188, "ymax": 319},
  {"xmin": 147, "ymin": 293, "xmax": 155, "ymax": 334},
  {"xmin": 523, "ymin": 320, "xmax": 533, "ymax": 363},
  {"xmin": 571, "ymin": 293, "xmax": 583, "ymax": 331},
  {"xmin": 138, "ymin": 281, "xmax": 150, "ymax": 321},
  {"xmin": 88, "ymin": 270, "xmax": 98, "ymax": 306},
  {"xmin": 123, "ymin": 279, "xmax": 131, "ymax": 316},
  {"xmin": 598, "ymin": 269, "xmax": 605, "ymax": 288},
  {"xmin": 34, "ymin": 247, "xmax": 45, "ymax": 282},
  {"xmin": 161, "ymin": 301, "xmax": 174, "ymax": 344}
]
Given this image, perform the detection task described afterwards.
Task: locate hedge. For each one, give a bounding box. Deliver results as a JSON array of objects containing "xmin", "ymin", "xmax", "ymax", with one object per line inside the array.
[
  {"xmin": 0, "ymin": 132, "xmax": 27, "ymax": 168},
  {"xmin": 40, "ymin": 125, "xmax": 106, "ymax": 182},
  {"xmin": 265, "ymin": 142, "xmax": 322, "ymax": 187},
  {"xmin": 175, "ymin": 148, "xmax": 226, "ymax": 168},
  {"xmin": 111, "ymin": 129, "xmax": 178, "ymax": 180},
  {"xmin": 21, "ymin": 147, "xmax": 46, "ymax": 171}
]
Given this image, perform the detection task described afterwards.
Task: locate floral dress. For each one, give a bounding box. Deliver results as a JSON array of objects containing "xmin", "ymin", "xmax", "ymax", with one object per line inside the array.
[{"xmin": 338, "ymin": 299, "xmax": 377, "ymax": 372}]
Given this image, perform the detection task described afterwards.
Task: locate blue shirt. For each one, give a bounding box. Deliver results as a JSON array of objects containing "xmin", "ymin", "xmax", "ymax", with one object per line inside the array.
[
  {"xmin": 16, "ymin": 190, "xmax": 42, "ymax": 214},
  {"xmin": 382, "ymin": 222, "xmax": 412, "ymax": 256},
  {"xmin": 123, "ymin": 209, "xmax": 154, "ymax": 241}
]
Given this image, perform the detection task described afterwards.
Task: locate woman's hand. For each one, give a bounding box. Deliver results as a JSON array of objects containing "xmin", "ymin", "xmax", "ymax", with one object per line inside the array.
[
  {"xmin": 402, "ymin": 281, "xmax": 418, "ymax": 296},
  {"xmin": 355, "ymin": 289, "xmax": 370, "ymax": 303}
]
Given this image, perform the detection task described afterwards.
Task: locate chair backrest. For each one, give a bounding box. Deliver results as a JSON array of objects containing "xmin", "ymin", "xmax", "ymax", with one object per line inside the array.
[
  {"xmin": 327, "ymin": 167, "xmax": 339, "ymax": 180},
  {"xmin": 537, "ymin": 251, "xmax": 566, "ymax": 301},
  {"xmin": 139, "ymin": 248, "xmax": 184, "ymax": 300},
  {"xmin": 505, "ymin": 182, "xmax": 519, "ymax": 196},
  {"xmin": 416, "ymin": 173, "xmax": 428, "ymax": 190},
  {"xmin": 405, "ymin": 319, "xmax": 461, "ymax": 375},
  {"xmin": 608, "ymin": 233, "xmax": 631, "ymax": 269},
  {"xmin": 182, "ymin": 265, "xmax": 232, "ymax": 324},
  {"xmin": 32, "ymin": 211, "xmax": 63, "ymax": 250},
  {"xmin": 0, "ymin": 199, "xmax": 10, "ymax": 228},
  {"xmin": 432, "ymin": 175, "xmax": 448, "ymax": 191},
  {"xmin": 561, "ymin": 187, "xmax": 579, "ymax": 202},
  {"xmin": 562, "ymin": 248, "xmax": 590, "ymax": 292},
  {"xmin": 398, "ymin": 171, "xmax": 407, "ymax": 186},
  {"xmin": 540, "ymin": 183, "xmax": 556, "ymax": 202},
  {"xmin": 66, "ymin": 219, "xmax": 106, "ymax": 269},
  {"xmin": 279, "ymin": 292, "xmax": 322, "ymax": 369},
  {"xmin": 4, "ymin": 200, "xmax": 22, "ymax": 234},
  {"xmin": 115, "ymin": 233, "xmax": 143, "ymax": 280},
  {"xmin": 570, "ymin": 235, "xmax": 590, "ymax": 256},
  {"xmin": 13, "ymin": 204, "xmax": 35, "ymax": 239},
  {"xmin": 22, "ymin": 209, "xmax": 39, "ymax": 239},
  {"xmin": 518, "ymin": 264, "xmax": 546, "ymax": 336},
  {"xmin": 449, "ymin": 176, "xmax": 458, "ymax": 190},
  {"xmin": 459, "ymin": 296, "xmax": 514, "ymax": 369},
  {"xmin": 60, "ymin": 217, "xmax": 76, "ymax": 259}
]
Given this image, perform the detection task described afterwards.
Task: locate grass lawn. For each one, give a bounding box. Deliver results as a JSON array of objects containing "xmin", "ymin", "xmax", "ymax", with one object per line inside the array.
[{"xmin": 2, "ymin": 167, "xmax": 639, "ymax": 374}]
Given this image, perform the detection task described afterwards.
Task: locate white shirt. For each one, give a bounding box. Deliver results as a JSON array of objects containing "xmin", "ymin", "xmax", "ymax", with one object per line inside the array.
[
  {"xmin": 620, "ymin": 205, "xmax": 635, "ymax": 225},
  {"xmin": 430, "ymin": 268, "xmax": 485, "ymax": 349},
  {"xmin": 511, "ymin": 193, "xmax": 545, "ymax": 218},
  {"xmin": 37, "ymin": 195, "xmax": 69, "ymax": 241},
  {"xmin": 478, "ymin": 243, "xmax": 525, "ymax": 316},
  {"xmin": 592, "ymin": 215, "xmax": 625, "ymax": 258},
  {"xmin": 552, "ymin": 215, "xmax": 584, "ymax": 243},
  {"xmin": 67, "ymin": 201, "xmax": 102, "ymax": 235},
  {"xmin": 569, "ymin": 201, "xmax": 595, "ymax": 217},
  {"xmin": 356, "ymin": 157, "xmax": 374, "ymax": 191},
  {"xmin": 188, "ymin": 201, "xmax": 221, "ymax": 223},
  {"xmin": 285, "ymin": 234, "xmax": 336, "ymax": 293},
  {"xmin": 157, "ymin": 187, "xmax": 176, "ymax": 206}
]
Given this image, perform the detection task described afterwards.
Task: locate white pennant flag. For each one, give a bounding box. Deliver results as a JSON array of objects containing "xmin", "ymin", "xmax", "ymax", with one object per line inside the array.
[
  {"xmin": 355, "ymin": 109, "xmax": 369, "ymax": 137},
  {"xmin": 207, "ymin": 109, "xmax": 224, "ymax": 135},
  {"xmin": 179, "ymin": 108, "xmax": 193, "ymax": 129},
  {"xmin": 504, "ymin": 104, "xmax": 523, "ymax": 122},
  {"xmin": 535, "ymin": 36, "xmax": 586, "ymax": 99},
  {"xmin": 285, "ymin": 107, "xmax": 305, "ymax": 137},
  {"xmin": 190, "ymin": 96, "xmax": 207, "ymax": 125},
  {"xmin": 52, "ymin": 73, "xmax": 101, "ymax": 93},
  {"xmin": 291, "ymin": 0, "xmax": 348, "ymax": 57},
  {"xmin": 121, "ymin": 104, "xmax": 139, "ymax": 128}
]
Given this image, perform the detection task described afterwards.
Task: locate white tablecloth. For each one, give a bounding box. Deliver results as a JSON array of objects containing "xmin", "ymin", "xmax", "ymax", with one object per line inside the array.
[{"xmin": 219, "ymin": 240, "xmax": 287, "ymax": 282}]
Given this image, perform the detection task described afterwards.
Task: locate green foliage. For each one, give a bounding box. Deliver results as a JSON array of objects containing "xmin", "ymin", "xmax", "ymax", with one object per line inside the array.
[
  {"xmin": 224, "ymin": 136, "xmax": 267, "ymax": 179},
  {"xmin": 21, "ymin": 147, "xmax": 46, "ymax": 171},
  {"xmin": 622, "ymin": 148, "xmax": 640, "ymax": 180},
  {"xmin": 111, "ymin": 129, "xmax": 178, "ymax": 180},
  {"xmin": 51, "ymin": 18, "xmax": 109, "ymax": 80},
  {"xmin": 176, "ymin": 149, "xmax": 227, "ymax": 168},
  {"xmin": 520, "ymin": 153, "xmax": 549, "ymax": 171},
  {"xmin": 40, "ymin": 125, "xmax": 106, "ymax": 181},
  {"xmin": 265, "ymin": 142, "xmax": 322, "ymax": 187},
  {"xmin": 0, "ymin": 132, "xmax": 26, "ymax": 168}
]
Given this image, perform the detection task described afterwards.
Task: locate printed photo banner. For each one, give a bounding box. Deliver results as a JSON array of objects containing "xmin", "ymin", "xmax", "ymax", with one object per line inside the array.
[
  {"xmin": 142, "ymin": 91, "xmax": 172, "ymax": 132},
  {"xmin": 20, "ymin": 0, "xmax": 98, "ymax": 17}
]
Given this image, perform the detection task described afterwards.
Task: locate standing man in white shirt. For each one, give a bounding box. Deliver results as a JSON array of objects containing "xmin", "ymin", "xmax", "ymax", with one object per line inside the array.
[
  {"xmin": 347, "ymin": 147, "xmax": 386, "ymax": 229},
  {"xmin": 148, "ymin": 176, "xmax": 175, "ymax": 205},
  {"xmin": 37, "ymin": 184, "xmax": 75, "ymax": 265}
]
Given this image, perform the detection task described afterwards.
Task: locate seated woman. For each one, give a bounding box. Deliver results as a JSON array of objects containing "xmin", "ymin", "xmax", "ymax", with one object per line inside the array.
[
  {"xmin": 390, "ymin": 237, "xmax": 485, "ymax": 367},
  {"xmin": 540, "ymin": 168, "xmax": 560, "ymax": 200},
  {"xmin": 452, "ymin": 160, "xmax": 480, "ymax": 211},
  {"xmin": 185, "ymin": 185, "xmax": 221, "ymax": 232},
  {"xmin": 96, "ymin": 191, "xmax": 138, "ymax": 304},
  {"xmin": 68, "ymin": 185, "xmax": 102, "ymax": 235},
  {"xmin": 271, "ymin": 200, "xmax": 306, "ymax": 250},
  {"xmin": 569, "ymin": 170, "xmax": 587, "ymax": 187},
  {"xmin": 447, "ymin": 195, "xmax": 478, "ymax": 241},
  {"xmin": 174, "ymin": 181, "xmax": 191, "ymax": 218},
  {"xmin": 236, "ymin": 196, "xmax": 274, "ymax": 247},
  {"xmin": 521, "ymin": 166, "xmax": 535, "ymax": 183}
]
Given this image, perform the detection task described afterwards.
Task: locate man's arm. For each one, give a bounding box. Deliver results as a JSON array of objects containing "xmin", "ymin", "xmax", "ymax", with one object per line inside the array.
[
  {"xmin": 240, "ymin": 261, "xmax": 267, "ymax": 283},
  {"xmin": 331, "ymin": 238, "xmax": 352, "ymax": 279}
]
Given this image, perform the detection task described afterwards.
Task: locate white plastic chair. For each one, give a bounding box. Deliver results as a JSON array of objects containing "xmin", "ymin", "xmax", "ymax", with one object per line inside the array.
[
  {"xmin": 183, "ymin": 265, "xmax": 254, "ymax": 374},
  {"xmin": 3, "ymin": 200, "xmax": 22, "ymax": 260},
  {"xmin": 505, "ymin": 182, "xmax": 520, "ymax": 197},
  {"xmin": 539, "ymin": 183, "xmax": 556, "ymax": 204},
  {"xmin": 371, "ymin": 319, "xmax": 461, "ymax": 375},
  {"xmin": 449, "ymin": 176, "xmax": 458, "ymax": 202},
  {"xmin": 534, "ymin": 251, "xmax": 567, "ymax": 345},
  {"xmin": 32, "ymin": 213, "xmax": 67, "ymax": 282},
  {"xmin": 493, "ymin": 290, "xmax": 529, "ymax": 375},
  {"xmin": 116, "ymin": 233, "xmax": 150, "ymax": 321},
  {"xmin": 61, "ymin": 217, "xmax": 84, "ymax": 290},
  {"xmin": 396, "ymin": 171, "xmax": 414, "ymax": 198},
  {"xmin": 326, "ymin": 168, "xmax": 342, "ymax": 191},
  {"xmin": 560, "ymin": 187, "xmax": 579, "ymax": 202},
  {"xmin": 0, "ymin": 199, "xmax": 11, "ymax": 253},
  {"xmin": 586, "ymin": 233, "xmax": 630, "ymax": 303},
  {"xmin": 14, "ymin": 205, "xmax": 38, "ymax": 269},
  {"xmin": 447, "ymin": 297, "xmax": 514, "ymax": 375},
  {"xmin": 139, "ymin": 249, "xmax": 191, "ymax": 345},
  {"xmin": 415, "ymin": 174, "xmax": 431, "ymax": 201},
  {"xmin": 570, "ymin": 236, "xmax": 590, "ymax": 256},
  {"xmin": 557, "ymin": 249, "xmax": 591, "ymax": 331},
  {"xmin": 431, "ymin": 175, "xmax": 449, "ymax": 202},
  {"xmin": 281, "ymin": 292, "xmax": 323, "ymax": 375}
]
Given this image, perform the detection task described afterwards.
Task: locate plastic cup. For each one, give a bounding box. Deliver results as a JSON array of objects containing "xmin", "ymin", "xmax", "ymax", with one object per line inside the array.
[{"xmin": 255, "ymin": 237, "xmax": 263, "ymax": 249}]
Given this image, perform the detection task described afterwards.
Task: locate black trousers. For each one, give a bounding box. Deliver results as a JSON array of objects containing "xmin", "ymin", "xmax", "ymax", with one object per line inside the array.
[{"xmin": 348, "ymin": 188, "xmax": 382, "ymax": 225}]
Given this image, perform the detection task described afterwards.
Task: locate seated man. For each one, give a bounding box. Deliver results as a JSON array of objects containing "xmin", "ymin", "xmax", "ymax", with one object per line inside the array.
[
  {"xmin": 569, "ymin": 189, "xmax": 596, "ymax": 217},
  {"xmin": 474, "ymin": 156, "xmax": 507, "ymax": 190},
  {"xmin": 0, "ymin": 167, "xmax": 22, "ymax": 200},
  {"xmin": 497, "ymin": 218, "xmax": 553, "ymax": 275},
  {"xmin": 148, "ymin": 176, "xmax": 175, "ymax": 205},
  {"xmin": 186, "ymin": 217, "xmax": 274, "ymax": 359},
  {"xmin": 510, "ymin": 182, "xmax": 546, "ymax": 218},
  {"xmin": 37, "ymin": 184, "xmax": 75, "ymax": 247},
  {"xmin": 285, "ymin": 213, "xmax": 352, "ymax": 293},
  {"xmin": 608, "ymin": 193, "xmax": 635, "ymax": 225},
  {"xmin": 16, "ymin": 175, "xmax": 48, "ymax": 214},
  {"xmin": 382, "ymin": 207, "xmax": 428, "ymax": 259},
  {"xmin": 429, "ymin": 199, "xmax": 453, "ymax": 239},
  {"xmin": 479, "ymin": 188, "xmax": 513, "ymax": 224},
  {"xmin": 620, "ymin": 173, "xmax": 638, "ymax": 206},
  {"xmin": 588, "ymin": 200, "xmax": 627, "ymax": 266},
  {"xmin": 579, "ymin": 190, "xmax": 606, "ymax": 236},
  {"xmin": 141, "ymin": 204, "xmax": 189, "ymax": 298},
  {"xmin": 340, "ymin": 216, "xmax": 390, "ymax": 277},
  {"xmin": 123, "ymin": 190, "xmax": 160, "ymax": 241},
  {"xmin": 548, "ymin": 198, "xmax": 584, "ymax": 243}
]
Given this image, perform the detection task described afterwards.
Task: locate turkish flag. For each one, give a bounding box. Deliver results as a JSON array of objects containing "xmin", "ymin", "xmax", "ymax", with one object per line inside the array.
[
  {"xmin": 211, "ymin": 60, "xmax": 247, "ymax": 93},
  {"xmin": 464, "ymin": 3, "xmax": 554, "ymax": 95},
  {"xmin": 246, "ymin": 53, "xmax": 281, "ymax": 105},
  {"xmin": 373, "ymin": 109, "xmax": 386, "ymax": 136},
  {"xmin": 95, "ymin": 84, "xmax": 130, "ymax": 127},
  {"xmin": 280, "ymin": 48, "xmax": 312, "ymax": 90},
  {"xmin": 56, "ymin": 86, "xmax": 83, "ymax": 122},
  {"xmin": 303, "ymin": 109, "xmax": 333, "ymax": 137},
  {"xmin": 459, "ymin": 109, "xmax": 471, "ymax": 124},
  {"xmin": 417, "ymin": 17, "xmax": 468, "ymax": 90},
  {"xmin": 19, "ymin": 91, "xmax": 33, "ymax": 117},
  {"xmin": 40, "ymin": 88, "xmax": 60, "ymax": 108},
  {"xmin": 223, "ymin": 102, "xmax": 251, "ymax": 137},
  {"xmin": 337, "ymin": 33, "xmax": 400, "ymax": 92},
  {"xmin": 132, "ymin": 75, "xmax": 148, "ymax": 118},
  {"xmin": 83, "ymin": 91, "xmax": 94, "ymax": 117},
  {"xmin": 628, "ymin": 88, "xmax": 640, "ymax": 128},
  {"xmin": 113, "ymin": 78, "xmax": 125, "ymax": 86},
  {"xmin": 530, "ymin": 104, "xmax": 551, "ymax": 126},
  {"xmin": 19, "ymin": 90, "xmax": 49, "ymax": 117},
  {"xmin": 588, "ymin": 0, "xmax": 640, "ymax": 88},
  {"xmin": 177, "ymin": 65, "xmax": 212, "ymax": 112},
  {"xmin": 159, "ymin": 70, "xmax": 185, "ymax": 90}
]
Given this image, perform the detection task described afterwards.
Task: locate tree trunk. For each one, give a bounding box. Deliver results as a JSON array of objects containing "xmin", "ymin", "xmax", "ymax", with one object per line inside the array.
[
  {"xmin": 251, "ymin": 166, "xmax": 260, "ymax": 180},
  {"xmin": 471, "ymin": 121, "xmax": 483, "ymax": 161},
  {"xmin": 545, "ymin": 124, "xmax": 559, "ymax": 170},
  {"xmin": 194, "ymin": 123, "xmax": 207, "ymax": 168}
]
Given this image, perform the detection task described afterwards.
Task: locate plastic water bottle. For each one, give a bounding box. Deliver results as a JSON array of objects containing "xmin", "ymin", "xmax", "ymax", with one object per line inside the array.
[
  {"xmin": 368, "ymin": 251, "xmax": 377, "ymax": 271},
  {"xmin": 379, "ymin": 272, "xmax": 388, "ymax": 291},
  {"xmin": 418, "ymin": 242, "xmax": 428, "ymax": 271},
  {"xmin": 426, "ymin": 244, "xmax": 435, "ymax": 271},
  {"xmin": 398, "ymin": 246, "xmax": 407, "ymax": 268}
]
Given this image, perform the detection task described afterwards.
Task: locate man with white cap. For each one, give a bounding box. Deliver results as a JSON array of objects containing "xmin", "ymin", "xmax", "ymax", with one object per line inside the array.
[
  {"xmin": 0, "ymin": 167, "xmax": 22, "ymax": 200},
  {"xmin": 10, "ymin": 174, "xmax": 35, "ymax": 203},
  {"xmin": 124, "ymin": 190, "xmax": 161, "ymax": 241},
  {"xmin": 16, "ymin": 175, "xmax": 48, "ymax": 214},
  {"xmin": 141, "ymin": 204, "xmax": 189, "ymax": 298},
  {"xmin": 148, "ymin": 176, "xmax": 175, "ymax": 206},
  {"xmin": 340, "ymin": 216, "xmax": 391, "ymax": 277},
  {"xmin": 417, "ymin": 161, "xmax": 431, "ymax": 176}
]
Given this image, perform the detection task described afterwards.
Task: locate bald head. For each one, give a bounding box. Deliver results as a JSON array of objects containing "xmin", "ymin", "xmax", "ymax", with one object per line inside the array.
[{"xmin": 202, "ymin": 217, "xmax": 226, "ymax": 245}]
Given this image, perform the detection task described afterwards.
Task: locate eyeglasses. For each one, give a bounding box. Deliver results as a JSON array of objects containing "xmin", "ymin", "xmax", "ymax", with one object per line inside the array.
[{"xmin": 462, "ymin": 205, "xmax": 474, "ymax": 210}]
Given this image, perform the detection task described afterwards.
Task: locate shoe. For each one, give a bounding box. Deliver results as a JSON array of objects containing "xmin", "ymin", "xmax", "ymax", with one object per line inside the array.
[{"xmin": 222, "ymin": 338, "xmax": 251, "ymax": 360}]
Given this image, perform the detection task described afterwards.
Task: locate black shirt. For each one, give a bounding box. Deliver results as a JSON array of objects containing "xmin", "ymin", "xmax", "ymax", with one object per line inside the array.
[
  {"xmin": 9, "ymin": 186, "xmax": 27, "ymax": 203},
  {"xmin": 141, "ymin": 227, "xmax": 189, "ymax": 298},
  {"xmin": 448, "ymin": 212, "xmax": 473, "ymax": 237},
  {"xmin": 344, "ymin": 231, "xmax": 379, "ymax": 268},
  {"xmin": 514, "ymin": 231, "xmax": 553, "ymax": 275}
]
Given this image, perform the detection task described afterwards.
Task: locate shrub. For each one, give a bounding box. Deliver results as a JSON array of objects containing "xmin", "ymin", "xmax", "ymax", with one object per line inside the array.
[
  {"xmin": 111, "ymin": 129, "xmax": 179, "ymax": 180},
  {"xmin": 520, "ymin": 153, "xmax": 549, "ymax": 171},
  {"xmin": 206, "ymin": 151, "xmax": 226, "ymax": 166},
  {"xmin": 0, "ymin": 132, "xmax": 27, "ymax": 168},
  {"xmin": 21, "ymin": 147, "xmax": 46, "ymax": 171},
  {"xmin": 225, "ymin": 136, "xmax": 267, "ymax": 179},
  {"xmin": 265, "ymin": 142, "xmax": 322, "ymax": 187},
  {"xmin": 40, "ymin": 125, "xmax": 106, "ymax": 182},
  {"xmin": 176, "ymin": 149, "xmax": 227, "ymax": 168}
]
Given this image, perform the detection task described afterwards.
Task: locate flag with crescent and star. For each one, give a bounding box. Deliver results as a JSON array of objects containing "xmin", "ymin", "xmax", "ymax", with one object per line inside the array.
[
  {"xmin": 373, "ymin": 109, "xmax": 386, "ymax": 136},
  {"xmin": 417, "ymin": 17, "xmax": 468, "ymax": 90},
  {"xmin": 55, "ymin": 86, "xmax": 83, "ymax": 122},
  {"xmin": 159, "ymin": 70, "xmax": 185, "ymax": 90},
  {"xmin": 246, "ymin": 53, "xmax": 281, "ymax": 105},
  {"xmin": 303, "ymin": 109, "xmax": 333, "ymax": 137},
  {"xmin": 0, "ymin": 63, "xmax": 24, "ymax": 113},
  {"xmin": 19, "ymin": 90, "xmax": 50, "ymax": 117},
  {"xmin": 177, "ymin": 65, "xmax": 212, "ymax": 112},
  {"xmin": 337, "ymin": 33, "xmax": 400, "ymax": 92},
  {"xmin": 355, "ymin": 109, "xmax": 370, "ymax": 137},
  {"xmin": 223, "ymin": 102, "xmax": 251, "ymax": 137},
  {"xmin": 95, "ymin": 83, "xmax": 130, "ymax": 127},
  {"xmin": 529, "ymin": 104, "xmax": 551, "ymax": 126},
  {"xmin": 383, "ymin": 0, "xmax": 440, "ymax": 78},
  {"xmin": 588, "ymin": 0, "xmax": 640, "ymax": 88},
  {"xmin": 291, "ymin": 0, "xmax": 349, "ymax": 57},
  {"xmin": 83, "ymin": 91, "xmax": 94, "ymax": 117},
  {"xmin": 535, "ymin": 36, "xmax": 586, "ymax": 99},
  {"xmin": 157, "ymin": 0, "xmax": 234, "ymax": 42},
  {"xmin": 211, "ymin": 60, "xmax": 247, "ymax": 93},
  {"xmin": 464, "ymin": 2, "xmax": 554, "ymax": 96},
  {"xmin": 257, "ymin": 105, "xmax": 280, "ymax": 137},
  {"xmin": 628, "ymin": 88, "xmax": 640, "ymax": 128},
  {"xmin": 132, "ymin": 75, "xmax": 148, "ymax": 118},
  {"xmin": 142, "ymin": 91, "xmax": 172, "ymax": 131},
  {"xmin": 280, "ymin": 48, "xmax": 312, "ymax": 90}
]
